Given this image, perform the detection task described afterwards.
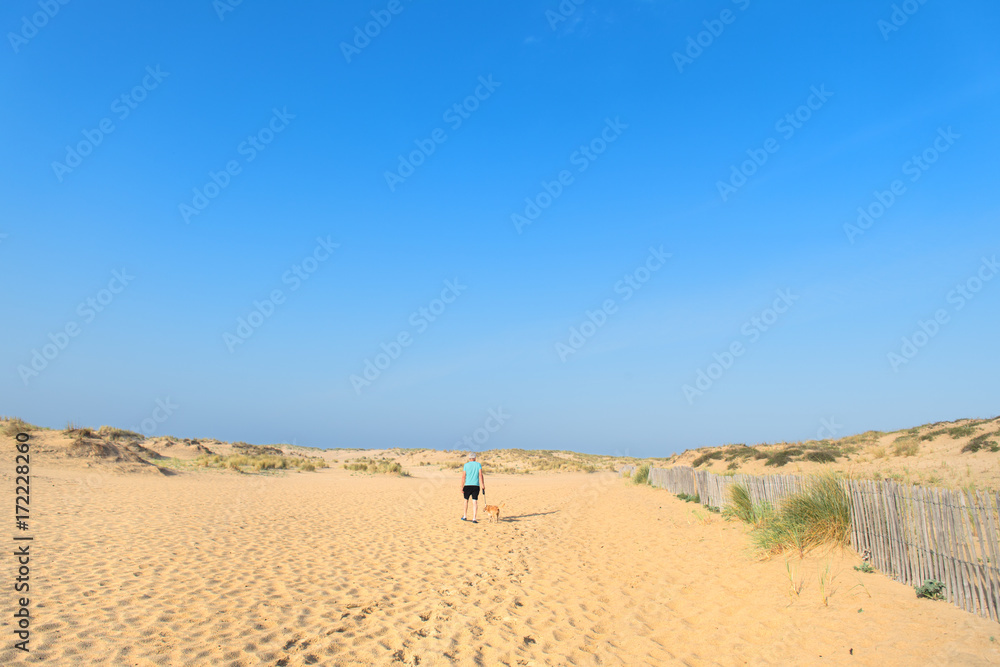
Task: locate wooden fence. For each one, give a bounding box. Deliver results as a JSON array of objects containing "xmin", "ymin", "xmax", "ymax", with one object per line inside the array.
[{"xmin": 619, "ymin": 464, "xmax": 1000, "ymax": 623}]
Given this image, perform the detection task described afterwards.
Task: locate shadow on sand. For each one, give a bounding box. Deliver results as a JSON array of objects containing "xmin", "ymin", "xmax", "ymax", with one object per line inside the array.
[{"xmin": 501, "ymin": 510, "xmax": 559, "ymax": 523}]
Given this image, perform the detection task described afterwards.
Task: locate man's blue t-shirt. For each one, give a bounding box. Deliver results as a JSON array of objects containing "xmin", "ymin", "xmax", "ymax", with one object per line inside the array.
[{"xmin": 464, "ymin": 461, "xmax": 482, "ymax": 486}]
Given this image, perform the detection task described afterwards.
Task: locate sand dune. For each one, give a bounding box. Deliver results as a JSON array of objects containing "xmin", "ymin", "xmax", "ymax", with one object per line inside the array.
[{"xmin": 1, "ymin": 459, "xmax": 998, "ymax": 666}]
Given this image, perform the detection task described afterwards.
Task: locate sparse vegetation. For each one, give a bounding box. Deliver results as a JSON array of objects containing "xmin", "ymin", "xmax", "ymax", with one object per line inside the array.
[
  {"xmin": 839, "ymin": 431, "xmax": 884, "ymax": 447},
  {"xmin": 892, "ymin": 436, "xmax": 920, "ymax": 457},
  {"xmin": 676, "ymin": 492, "xmax": 700, "ymax": 503},
  {"xmin": 232, "ymin": 442, "xmax": 284, "ymax": 456},
  {"xmin": 66, "ymin": 426, "xmax": 96, "ymax": 439},
  {"xmin": 947, "ymin": 425, "xmax": 977, "ymax": 439},
  {"xmin": 343, "ymin": 457, "xmax": 408, "ymax": 476},
  {"xmin": 854, "ymin": 562, "xmax": 875, "ymax": 573},
  {"xmin": 97, "ymin": 426, "xmax": 144, "ymax": 442},
  {"xmin": 196, "ymin": 453, "xmax": 325, "ymax": 473}
]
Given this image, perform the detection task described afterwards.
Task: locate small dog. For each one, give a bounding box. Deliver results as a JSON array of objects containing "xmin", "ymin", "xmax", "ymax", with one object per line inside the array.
[{"xmin": 484, "ymin": 502, "xmax": 505, "ymax": 524}]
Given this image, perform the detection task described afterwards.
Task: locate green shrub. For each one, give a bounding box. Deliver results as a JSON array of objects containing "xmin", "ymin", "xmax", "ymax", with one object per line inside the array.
[
  {"xmin": 692, "ymin": 450, "xmax": 723, "ymax": 467},
  {"xmin": 805, "ymin": 450, "xmax": 838, "ymax": 463},
  {"xmin": 915, "ymin": 579, "xmax": 946, "ymax": 600},
  {"xmin": 854, "ymin": 562, "xmax": 875, "ymax": 573},
  {"xmin": 726, "ymin": 446, "xmax": 768, "ymax": 461},
  {"xmin": 765, "ymin": 448, "xmax": 802, "ymax": 467},
  {"xmin": 676, "ymin": 493, "xmax": 700, "ymax": 503},
  {"xmin": 962, "ymin": 433, "xmax": 999, "ymax": 453}
]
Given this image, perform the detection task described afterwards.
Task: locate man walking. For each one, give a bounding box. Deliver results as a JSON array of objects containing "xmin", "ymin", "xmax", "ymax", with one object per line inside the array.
[{"xmin": 460, "ymin": 452, "xmax": 485, "ymax": 523}]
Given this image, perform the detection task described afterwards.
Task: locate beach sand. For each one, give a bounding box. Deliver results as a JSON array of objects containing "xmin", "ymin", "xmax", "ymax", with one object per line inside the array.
[{"xmin": 2, "ymin": 464, "xmax": 998, "ymax": 666}]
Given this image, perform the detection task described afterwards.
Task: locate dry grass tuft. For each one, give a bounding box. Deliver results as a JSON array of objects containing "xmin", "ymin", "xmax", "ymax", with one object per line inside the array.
[
  {"xmin": 343, "ymin": 457, "xmax": 408, "ymax": 476},
  {"xmin": 751, "ymin": 475, "xmax": 851, "ymax": 556},
  {"xmin": 1, "ymin": 417, "xmax": 39, "ymax": 437}
]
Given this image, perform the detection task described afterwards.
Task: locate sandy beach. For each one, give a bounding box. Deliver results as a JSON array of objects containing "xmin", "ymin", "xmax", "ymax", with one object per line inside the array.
[{"xmin": 2, "ymin": 456, "xmax": 998, "ymax": 666}]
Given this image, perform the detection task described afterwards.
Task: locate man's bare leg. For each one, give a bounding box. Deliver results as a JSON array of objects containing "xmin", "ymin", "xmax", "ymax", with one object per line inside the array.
[
  {"xmin": 463, "ymin": 497, "xmax": 469, "ymax": 519},
  {"xmin": 471, "ymin": 499, "xmax": 478, "ymax": 522}
]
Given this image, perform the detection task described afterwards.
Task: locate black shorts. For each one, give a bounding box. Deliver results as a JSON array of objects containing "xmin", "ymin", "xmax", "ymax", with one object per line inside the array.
[{"xmin": 463, "ymin": 485, "xmax": 480, "ymax": 500}]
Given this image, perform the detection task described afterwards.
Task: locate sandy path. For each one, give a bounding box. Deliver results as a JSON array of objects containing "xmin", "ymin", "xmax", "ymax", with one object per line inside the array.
[{"xmin": 1, "ymin": 466, "xmax": 997, "ymax": 666}]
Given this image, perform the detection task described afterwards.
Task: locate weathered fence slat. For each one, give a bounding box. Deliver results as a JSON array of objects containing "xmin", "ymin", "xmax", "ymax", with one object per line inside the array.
[{"xmin": 618, "ymin": 462, "xmax": 1000, "ymax": 623}]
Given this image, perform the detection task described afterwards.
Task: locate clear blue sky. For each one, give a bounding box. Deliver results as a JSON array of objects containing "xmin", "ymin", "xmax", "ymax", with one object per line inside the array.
[{"xmin": 2, "ymin": 0, "xmax": 998, "ymax": 456}]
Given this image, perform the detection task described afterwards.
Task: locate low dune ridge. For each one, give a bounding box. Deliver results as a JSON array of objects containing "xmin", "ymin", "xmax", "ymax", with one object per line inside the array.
[
  {"xmin": 2, "ymin": 416, "xmax": 1000, "ymax": 664},
  {"xmin": 665, "ymin": 415, "xmax": 1000, "ymax": 490}
]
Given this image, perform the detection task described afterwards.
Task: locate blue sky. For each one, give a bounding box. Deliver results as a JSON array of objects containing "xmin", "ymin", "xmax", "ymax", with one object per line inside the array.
[{"xmin": 2, "ymin": 0, "xmax": 998, "ymax": 456}]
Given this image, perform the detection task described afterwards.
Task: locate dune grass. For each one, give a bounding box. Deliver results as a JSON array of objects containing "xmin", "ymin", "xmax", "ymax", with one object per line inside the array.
[
  {"xmin": 726, "ymin": 476, "xmax": 851, "ymax": 556},
  {"xmin": 754, "ymin": 476, "xmax": 851, "ymax": 555},
  {"xmin": 1, "ymin": 417, "xmax": 39, "ymax": 437},
  {"xmin": 98, "ymin": 426, "xmax": 144, "ymax": 442},
  {"xmin": 632, "ymin": 463, "xmax": 651, "ymax": 485},
  {"xmin": 724, "ymin": 483, "xmax": 774, "ymax": 527}
]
